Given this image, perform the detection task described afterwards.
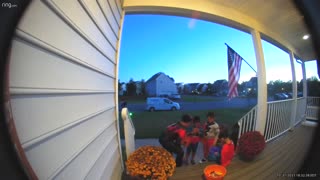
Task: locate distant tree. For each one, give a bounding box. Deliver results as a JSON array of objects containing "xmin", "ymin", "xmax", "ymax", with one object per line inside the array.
[
  {"xmin": 176, "ymin": 84, "xmax": 183, "ymax": 94},
  {"xmin": 307, "ymin": 76, "xmax": 320, "ymax": 96},
  {"xmin": 297, "ymin": 80, "xmax": 303, "ymax": 93},
  {"xmin": 206, "ymin": 83, "xmax": 213, "ymax": 94},
  {"xmin": 238, "ymin": 82, "xmax": 246, "ymax": 95},
  {"xmin": 182, "ymin": 85, "xmax": 187, "ymax": 94},
  {"xmin": 271, "ymin": 80, "xmax": 285, "ymax": 94},
  {"xmin": 126, "ymin": 78, "xmax": 137, "ymax": 96},
  {"xmin": 118, "ymin": 79, "xmax": 124, "ymax": 95},
  {"xmin": 118, "ymin": 80, "xmax": 122, "ymax": 95},
  {"xmin": 197, "ymin": 84, "xmax": 204, "ymax": 92},
  {"xmin": 141, "ymin": 79, "xmax": 146, "ymax": 95}
]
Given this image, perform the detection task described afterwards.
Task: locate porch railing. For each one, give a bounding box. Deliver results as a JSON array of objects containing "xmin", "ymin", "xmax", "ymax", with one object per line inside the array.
[
  {"xmin": 306, "ymin": 97, "xmax": 320, "ymax": 121},
  {"xmin": 121, "ymin": 107, "xmax": 136, "ymax": 158},
  {"xmin": 295, "ymin": 97, "xmax": 306, "ymax": 125},
  {"xmin": 264, "ymin": 99, "xmax": 293, "ymax": 142},
  {"xmin": 237, "ymin": 106, "xmax": 257, "ymax": 138},
  {"xmin": 237, "ymin": 97, "xmax": 316, "ymax": 143}
]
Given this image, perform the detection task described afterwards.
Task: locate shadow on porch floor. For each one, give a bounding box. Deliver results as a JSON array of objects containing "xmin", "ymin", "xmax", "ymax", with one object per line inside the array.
[{"xmin": 171, "ymin": 122, "xmax": 316, "ymax": 180}]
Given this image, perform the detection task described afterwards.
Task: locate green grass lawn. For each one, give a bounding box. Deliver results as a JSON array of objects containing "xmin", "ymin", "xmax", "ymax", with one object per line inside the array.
[
  {"xmin": 119, "ymin": 95, "xmax": 146, "ymax": 104},
  {"xmin": 119, "ymin": 108, "xmax": 251, "ymax": 139}
]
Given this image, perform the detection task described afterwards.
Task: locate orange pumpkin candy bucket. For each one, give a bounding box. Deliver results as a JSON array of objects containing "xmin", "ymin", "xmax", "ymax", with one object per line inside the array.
[{"xmin": 203, "ymin": 165, "xmax": 227, "ymax": 180}]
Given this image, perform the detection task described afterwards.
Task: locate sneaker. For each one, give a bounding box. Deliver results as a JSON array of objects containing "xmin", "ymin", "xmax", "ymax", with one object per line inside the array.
[
  {"xmin": 199, "ymin": 158, "xmax": 207, "ymax": 163},
  {"xmin": 190, "ymin": 160, "xmax": 196, "ymax": 165}
]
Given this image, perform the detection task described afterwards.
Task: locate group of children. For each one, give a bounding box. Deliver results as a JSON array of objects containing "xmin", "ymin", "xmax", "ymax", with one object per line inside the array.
[{"xmin": 159, "ymin": 112, "xmax": 236, "ymax": 167}]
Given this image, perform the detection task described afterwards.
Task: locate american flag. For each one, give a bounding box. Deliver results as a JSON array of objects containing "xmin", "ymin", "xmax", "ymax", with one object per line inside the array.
[{"xmin": 227, "ymin": 46, "xmax": 243, "ymax": 99}]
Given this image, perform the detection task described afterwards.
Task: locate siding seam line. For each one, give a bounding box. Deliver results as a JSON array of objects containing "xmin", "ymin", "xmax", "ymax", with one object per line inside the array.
[
  {"xmin": 96, "ymin": 0, "xmax": 120, "ymax": 37},
  {"xmin": 49, "ymin": 125, "xmax": 117, "ymax": 179},
  {"xmin": 15, "ymin": 30, "xmax": 116, "ymax": 79},
  {"xmin": 113, "ymin": 0, "xmax": 122, "ymax": 17},
  {"xmin": 22, "ymin": 107, "xmax": 115, "ymax": 149},
  {"xmin": 106, "ymin": 0, "xmax": 121, "ymax": 27},
  {"xmin": 42, "ymin": 0, "xmax": 116, "ymax": 65},
  {"xmin": 10, "ymin": 87, "xmax": 114, "ymax": 95},
  {"xmin": 84, "ymin": 137, "xmax": 118, "ymax": 179},
  {"xmin": 78, "ymin": 0, "xmax": 118, "ymax": 50}
]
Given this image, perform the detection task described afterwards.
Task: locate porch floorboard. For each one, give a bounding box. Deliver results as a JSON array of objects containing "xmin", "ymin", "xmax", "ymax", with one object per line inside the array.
[{"xmin": 171, "ymin": 122, "xmax": 316, "ymax": 180}]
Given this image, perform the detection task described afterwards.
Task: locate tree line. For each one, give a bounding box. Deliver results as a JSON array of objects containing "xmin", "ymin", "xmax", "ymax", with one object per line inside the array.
[{"xmin": 119, "ymin": 76, "xmax": 320, "ymax": 97}]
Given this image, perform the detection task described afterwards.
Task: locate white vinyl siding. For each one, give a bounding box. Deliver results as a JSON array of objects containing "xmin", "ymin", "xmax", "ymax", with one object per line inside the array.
[
  {"xmin": 146, "ymin": 81, "xmax": 157, "ymax": 96},
  {"xmin": 9, "ymin": 0, "xmax": 123, "ymax": 179}
]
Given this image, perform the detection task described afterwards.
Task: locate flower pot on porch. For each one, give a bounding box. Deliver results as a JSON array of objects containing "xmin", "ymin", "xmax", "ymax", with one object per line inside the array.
[
  {"xmin": 125, "ymin": 146, "xmax": 176, "ymax": 180},
  {"xmin": 237, "ymin": 131, "xmax": 266, "ymax": 162}
]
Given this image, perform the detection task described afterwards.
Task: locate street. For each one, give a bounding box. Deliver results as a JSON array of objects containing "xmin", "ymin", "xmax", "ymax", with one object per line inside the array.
[{"xmin": 127, "ymin": 97, "xmax": 257, "ymax": 112}]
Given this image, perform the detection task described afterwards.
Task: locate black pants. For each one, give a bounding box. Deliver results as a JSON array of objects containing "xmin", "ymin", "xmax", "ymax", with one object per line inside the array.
[{"xmin": 159, "ymin": 139, "xmax": 184, "ymax": 167}]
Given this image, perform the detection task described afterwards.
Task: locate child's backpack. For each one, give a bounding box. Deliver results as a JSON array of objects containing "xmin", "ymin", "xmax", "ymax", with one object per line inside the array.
[{"xmin": 208, "ymin": 146, "xmax": 221, "ymax": 162}]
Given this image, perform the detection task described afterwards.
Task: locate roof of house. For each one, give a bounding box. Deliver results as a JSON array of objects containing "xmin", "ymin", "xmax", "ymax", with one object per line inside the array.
[
  {"xmin": 146, "ymin": 72, "xmax": 175, "ymax": 84},
  {"xmin": 184, "ymin": 83, "xmax": 200, "ymax": 89},
  {"xmin": 146, "ymin": 72, "xmax": 163, "ymax": 84},
  {"xmin": 213, "ymin": 79, "xmax": 228, "ymax": 85},
  {"xmin": 250, "ymin": 77, "xmax": 257, "ymax": 82}
]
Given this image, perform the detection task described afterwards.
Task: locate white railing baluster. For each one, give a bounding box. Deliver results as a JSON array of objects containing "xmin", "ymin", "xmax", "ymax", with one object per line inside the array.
[
  {"xmin": 270, "ymin": 103, "xmax": 275, "ymax": 139},
  {"xmin": 277, "ymin": 103, "xmax": 281, "ymax": 135},
  {"xmin": 306, "ymin": 97, "xmax": 320, "ymax": 121},
  {"xmin": 248, "ymin": 111, "xmax": 252, "ymax": 131},
  {"xmin": 264, "ymin": 99, "xmax": 295, "ymax": 142},
  {"xmin": 265, "ymin": 105, "xmax": 271, "ymax": 140},
  {"xmin": 295, "ymin": 97, "xmax": 306, "ymax": 125},
  {"xmin": 253, "ymin": 109, "xmax": 256, "ymax": 130},
  {"xmin": 245, "ymin": 115, "xmax": 249, "ymax": 132},
  {"xmin": 237, "ymin": 106, "xmax": 257, "ymax": 138},
  {"xmin": 237, "ymin": 97, "xmax": 314, "ymax": 142},
  {"xmin": 271, "ymin": 103, "xmax": 277, "ymax": 139},
  {"xmin": 267, "ymin": 104, "xmax": 271, "ymax": 140}
]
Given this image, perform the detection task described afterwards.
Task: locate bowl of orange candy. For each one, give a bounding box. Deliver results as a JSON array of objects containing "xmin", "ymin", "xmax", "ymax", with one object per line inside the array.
[{"xmin": 203, "ymin": 164, "xmax": 227, "ymax": 180}]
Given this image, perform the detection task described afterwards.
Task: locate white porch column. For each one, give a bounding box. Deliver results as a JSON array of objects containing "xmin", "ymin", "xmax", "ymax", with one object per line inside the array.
[
  {"xmin": 289, "ymin": 51, "xmax": 297, "ymax": 129},
  {"xmin": 302, "ymin": 61, "xmax": 308, "ymax": 98},
  {"xmin": 251, "ymin": 29, "xmax": 268, "ymax": 135},
  {"xmin": 302, "ymin": 61, "xmax": 308, "ymax": 121}
]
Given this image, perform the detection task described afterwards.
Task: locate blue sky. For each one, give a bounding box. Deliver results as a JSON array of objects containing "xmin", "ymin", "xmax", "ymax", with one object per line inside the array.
[{"xmin": 119, "ymin": 14, "xmax": 318, "ymax": 83}]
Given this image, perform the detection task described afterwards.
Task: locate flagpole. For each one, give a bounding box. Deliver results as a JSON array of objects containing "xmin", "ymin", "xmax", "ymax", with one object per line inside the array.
[{"xmin": 225, "ymin": 43, "xmax": 257, "ymax": 73}]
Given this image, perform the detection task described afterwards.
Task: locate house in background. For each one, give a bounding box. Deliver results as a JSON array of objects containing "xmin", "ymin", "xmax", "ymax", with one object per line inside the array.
[
  {"xmin": 197, "ymin": 83, "xmax": 208, "ymax": 93},
  {"xmin": 119, "ymin": 83, "xmax": 127, "ymax": 96},
  {"xmin": 244, "ymin": 77, "xmax": 258, "ymax": 95},
  {"xmin": 212, "ymin": 79, "xmax": 229, "ymax": 96},
  {"xmin": 183, "ymin": 83, "xmax": 200, "ymax": 94},
  {"xmin": 135, "ymin": 81, "xmax": 142, "ymax": 95},
  {"xmin": 145, "ymin": 72, "xmax": 178, "ymax": 96},
  {"xmin": 175, "ymin": 83, "xmax": 184, "ymax": 94}
]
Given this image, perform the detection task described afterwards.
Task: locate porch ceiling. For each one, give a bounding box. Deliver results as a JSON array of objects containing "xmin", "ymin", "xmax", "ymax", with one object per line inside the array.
[{"xmin": 123, "ymin": 0, "xmax": 316, "ymax": 61}]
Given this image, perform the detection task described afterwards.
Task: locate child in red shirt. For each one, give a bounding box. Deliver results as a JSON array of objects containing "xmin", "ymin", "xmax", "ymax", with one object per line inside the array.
[
  {"xmin": 183, "ymin": 116, "xmax": 203, "ymax": 165},
  {"xmin": 220, "ymin": 133, "xmax": 235, "ymax": 167}
]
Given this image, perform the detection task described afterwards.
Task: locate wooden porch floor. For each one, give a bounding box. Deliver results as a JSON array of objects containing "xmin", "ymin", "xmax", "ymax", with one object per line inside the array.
[{"xmin": 171, "ymin": 122, "xmax": 316, "ymax": 180}]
